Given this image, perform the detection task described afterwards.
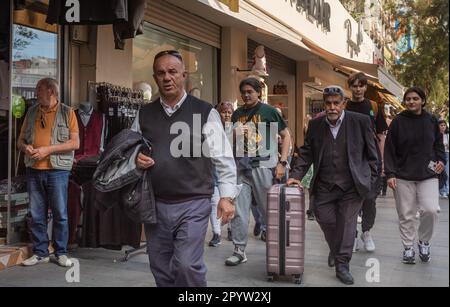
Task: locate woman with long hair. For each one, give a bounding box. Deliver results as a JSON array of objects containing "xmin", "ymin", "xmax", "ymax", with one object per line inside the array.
[{"xmin": 384, "ymin": 87, "xmax": 446, "ymax": 264}]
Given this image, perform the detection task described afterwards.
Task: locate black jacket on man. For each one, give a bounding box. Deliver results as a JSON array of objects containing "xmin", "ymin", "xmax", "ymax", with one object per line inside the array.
[
  {"xmin": 93, "ymin": 129, "xmax": 156, "ymax": 224},
  {"xmin": 291, "ymin": 111, "xmax": 379, "ymax": 197}
]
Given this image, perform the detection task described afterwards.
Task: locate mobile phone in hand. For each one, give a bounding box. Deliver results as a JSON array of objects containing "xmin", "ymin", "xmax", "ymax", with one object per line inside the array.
[{"xmin": 428, "ymin": 161, "xmax": 437, "ymax": 173}]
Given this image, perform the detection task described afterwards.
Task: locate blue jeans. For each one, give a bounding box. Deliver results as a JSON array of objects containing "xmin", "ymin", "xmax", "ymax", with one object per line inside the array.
[
  {"xmin": 26, "ymin": 168, "xmax": 70, "ymax": 257},
  {"xmin": 440, "ymin": 152, "xmax": 449, "ymax": 196}
]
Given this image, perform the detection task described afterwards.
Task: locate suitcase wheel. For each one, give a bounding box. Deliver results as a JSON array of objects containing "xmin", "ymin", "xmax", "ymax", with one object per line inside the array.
[{"xmin": 293, "ymin": 274, "xmax": 302, "ymax": 285}]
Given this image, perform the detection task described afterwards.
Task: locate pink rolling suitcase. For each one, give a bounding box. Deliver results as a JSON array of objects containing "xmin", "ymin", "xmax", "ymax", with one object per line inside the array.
[{"xmin": 266, "ymin": 184, "xmax": 305, "ymax": 284}]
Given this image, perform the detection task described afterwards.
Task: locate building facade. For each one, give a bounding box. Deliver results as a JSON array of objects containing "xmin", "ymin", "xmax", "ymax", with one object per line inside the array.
[{"xmin": 1, "ymin": 0, "xmax": 405, "ymax": 244}]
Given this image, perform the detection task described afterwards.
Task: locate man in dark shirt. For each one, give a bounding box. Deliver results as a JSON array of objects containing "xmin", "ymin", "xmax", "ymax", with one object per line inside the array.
[{"xmin": 346, "ymin": 72, "xmax": 388, "ymax": 253}]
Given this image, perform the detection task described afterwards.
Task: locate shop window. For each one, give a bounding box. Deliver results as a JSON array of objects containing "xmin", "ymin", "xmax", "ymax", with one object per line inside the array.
[
  {"xmin": 2, "ymin": 2, "xmax": 60, "ymax": 181},
  {"xmin": 1, "ymin": 1, "xmax": 60, "ymax": 245},
  {"xmin": 0, "ymin": 0, "xmax": 11, "ymax": 182},
  {"xmin": 305, "ymin": 85, "xmax": 325, "ymax": 118},
  {"xmin": 10, "ymin": 11, "xmax": 59, "ymax": 178},
  {"xmin": 132, "ymin": 23, "xmax": 218, "ymax": 104},
  {"xmin": 12, "ymin": 25, "xmax": 57, "ymax": 99}
]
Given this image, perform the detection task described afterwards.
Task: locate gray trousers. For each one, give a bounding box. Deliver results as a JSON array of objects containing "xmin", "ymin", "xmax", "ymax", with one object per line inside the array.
[
  {"xmin": 394, "ymin": 178, "xmax": 440, "ymax": 247},
  {"xmin": 231, "ymin": 168, "xmax": 273, "ymax": 250},
  {"xmin": 145, "ymin": 198, "xmax": 211, "ymax": 287}
]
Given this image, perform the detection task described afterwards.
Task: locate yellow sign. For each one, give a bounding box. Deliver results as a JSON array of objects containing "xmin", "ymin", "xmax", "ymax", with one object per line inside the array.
[{"xmin": 219, "ymin": 0, "xmax": 239, "ymax": 12}]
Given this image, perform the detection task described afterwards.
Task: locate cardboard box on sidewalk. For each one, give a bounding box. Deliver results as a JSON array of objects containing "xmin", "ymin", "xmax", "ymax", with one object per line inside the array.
[{"xmin": 0, "ymin": 244, "xmax": 32, "ymax": 271}]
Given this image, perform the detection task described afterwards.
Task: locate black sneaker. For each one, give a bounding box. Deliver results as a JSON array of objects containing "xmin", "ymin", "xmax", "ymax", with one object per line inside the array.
[
  {"xmin": 253, "ymin": 222, "xmax": 261, "ymax": 237},
  {"xmin": 306, "ymin": 210, "xmax": 315, "ymax": 221},
  {"xmin": 260, "ymin": 230, "xmax": 267, "ymax": 242},
  {"xmin": 418, "ymin": 241, "xmax": 431, "ymax": 263},
  {"xmin": 402, "ymin": 248, "xmax": 416, "ymax": 264},
  {"xmin": 208, "ymin": 233, "xmax": 221, "ymax": 247}
]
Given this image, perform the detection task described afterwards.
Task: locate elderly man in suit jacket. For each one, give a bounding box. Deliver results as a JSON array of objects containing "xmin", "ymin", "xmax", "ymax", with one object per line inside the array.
[{"xmin": 288, "ymin": 85, "xmax": 378, "ymax": 285}]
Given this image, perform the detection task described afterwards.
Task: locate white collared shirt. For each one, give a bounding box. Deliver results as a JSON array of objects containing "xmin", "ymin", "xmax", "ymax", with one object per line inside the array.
[
  {"xmin": 325, "ymin": 110, "xmax": 345, "ymax": 139},
  {"xmin": 78, "ymin": 107, "xmax": 93, "ymax": 127},
  {"xmin": 160, "ymin": 92, "xmax": 188, "ymax": 116}
]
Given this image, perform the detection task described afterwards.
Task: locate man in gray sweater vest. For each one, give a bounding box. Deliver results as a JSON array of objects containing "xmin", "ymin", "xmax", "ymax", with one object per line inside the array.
[{"xmin": 132, "ymin": 50, "xmax": 238, "ymax": 287}]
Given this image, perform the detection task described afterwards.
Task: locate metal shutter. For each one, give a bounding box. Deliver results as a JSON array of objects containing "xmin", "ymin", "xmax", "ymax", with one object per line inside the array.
[{"xmin": 145, "ymin": 0, "xmax": 221, "ymax": 49}]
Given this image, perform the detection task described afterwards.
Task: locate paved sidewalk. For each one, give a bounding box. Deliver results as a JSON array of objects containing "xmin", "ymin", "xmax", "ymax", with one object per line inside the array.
[{"xmin": 0, "ymin": 192, "xmax": 448, "ymax": 287}]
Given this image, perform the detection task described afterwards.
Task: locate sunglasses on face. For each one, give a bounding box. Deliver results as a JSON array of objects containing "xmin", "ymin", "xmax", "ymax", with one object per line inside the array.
[
  {"xmin": 323, "ymin": 87, "xmax": 344, "ymax": 96},
  {"xmin": 154, "ymin": 50, "xmax": 183, "ymax": 62},
  {"xmin": 40, "ymin": 113, "xmax": 46, "ymax": 129}
]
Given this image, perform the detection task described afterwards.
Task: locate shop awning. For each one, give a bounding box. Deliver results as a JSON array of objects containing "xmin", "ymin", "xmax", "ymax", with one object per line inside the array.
[
  {"xmin": 302, "ymin": 39, "xmax": 405, "ymax": 99},
  {"xmin": 302, "ymin": 39, "xmax": 379, "ymax": 79},
  {"xmin": 381, "ymin": 92, "xmax": 405, "ymax": 111},
  {"xmin": 377, "ymin": 67, "xmax": 405, "ymax": 99},
  {"xmin": 219, "ymin": 0, "xmax": 239, "ymax": 12}
]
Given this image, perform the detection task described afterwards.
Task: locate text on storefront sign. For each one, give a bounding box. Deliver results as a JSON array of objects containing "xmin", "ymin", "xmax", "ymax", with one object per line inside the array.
[
  {"xmin": 286, "ymin": 0, "xmax": 331, "ymax": 32},
  {"xmin": 345, "ymin": 19, "xmax": 363, "ymax": 58}
]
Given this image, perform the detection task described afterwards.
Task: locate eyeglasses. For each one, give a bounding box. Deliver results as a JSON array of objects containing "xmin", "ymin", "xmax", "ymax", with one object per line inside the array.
[
  {"xmin": 154, "ymin": 50, "xmax": 183, "ymax": 62},
  {"xmin": 40, "ymin": 112, "xmax": 46, "ymax": 129},
  {"xmin": 323, "ymin": 86, "xmax": 344, "ymax": 97}
]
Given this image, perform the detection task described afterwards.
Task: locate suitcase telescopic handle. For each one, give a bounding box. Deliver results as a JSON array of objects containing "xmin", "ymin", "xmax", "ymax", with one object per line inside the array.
[{"xmin": 286, "ymin": 221, "xmax": 290, "ymax": 247}]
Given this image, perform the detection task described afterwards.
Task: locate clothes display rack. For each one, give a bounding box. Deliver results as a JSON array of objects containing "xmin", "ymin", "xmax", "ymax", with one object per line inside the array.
[{"xmin": 77, "ymin": 82, "xmax": 149, "ymax": 261}]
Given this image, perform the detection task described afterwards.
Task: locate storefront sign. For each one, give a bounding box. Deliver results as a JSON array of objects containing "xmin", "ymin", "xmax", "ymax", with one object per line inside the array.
[
  {"xmin": 345, "ymin": 19, "xmax": 363, "ymax": 58},
  {"xmin": 286, "ymin": 0, "xmax": 331, "ymax": 32}
]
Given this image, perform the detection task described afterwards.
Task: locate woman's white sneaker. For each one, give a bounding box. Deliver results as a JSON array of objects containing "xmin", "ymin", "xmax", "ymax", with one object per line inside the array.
[{"xmin": 361, "ymin": 231, "xmax": 376, "ymax": 252}]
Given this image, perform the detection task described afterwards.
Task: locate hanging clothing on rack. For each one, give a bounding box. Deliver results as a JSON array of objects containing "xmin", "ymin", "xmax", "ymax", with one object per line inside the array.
[
  {"xmin": 80, "ymin": 180, "xmax": 141, "ymax": 250},
  {"xmin": 46, "ymin": 0, "xmax": 127, "ymax": 25},
  {"xmin": 113, "ymin": 0, "xmax": 146, "ymax": 50},
  {"xmin": 67, "ymin": 82, "xmax": 146, "ymax": 249},
  {"xmin": 46, "ymin": 0, "xmax": 146, "ymax": 50},
  {"xmin": 95, "ymin": 82, "xmax": 144, "ymax": 143},
  {"xmin": 75, "ymin": 108, "xmax": 106, "ymax": 161}
]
